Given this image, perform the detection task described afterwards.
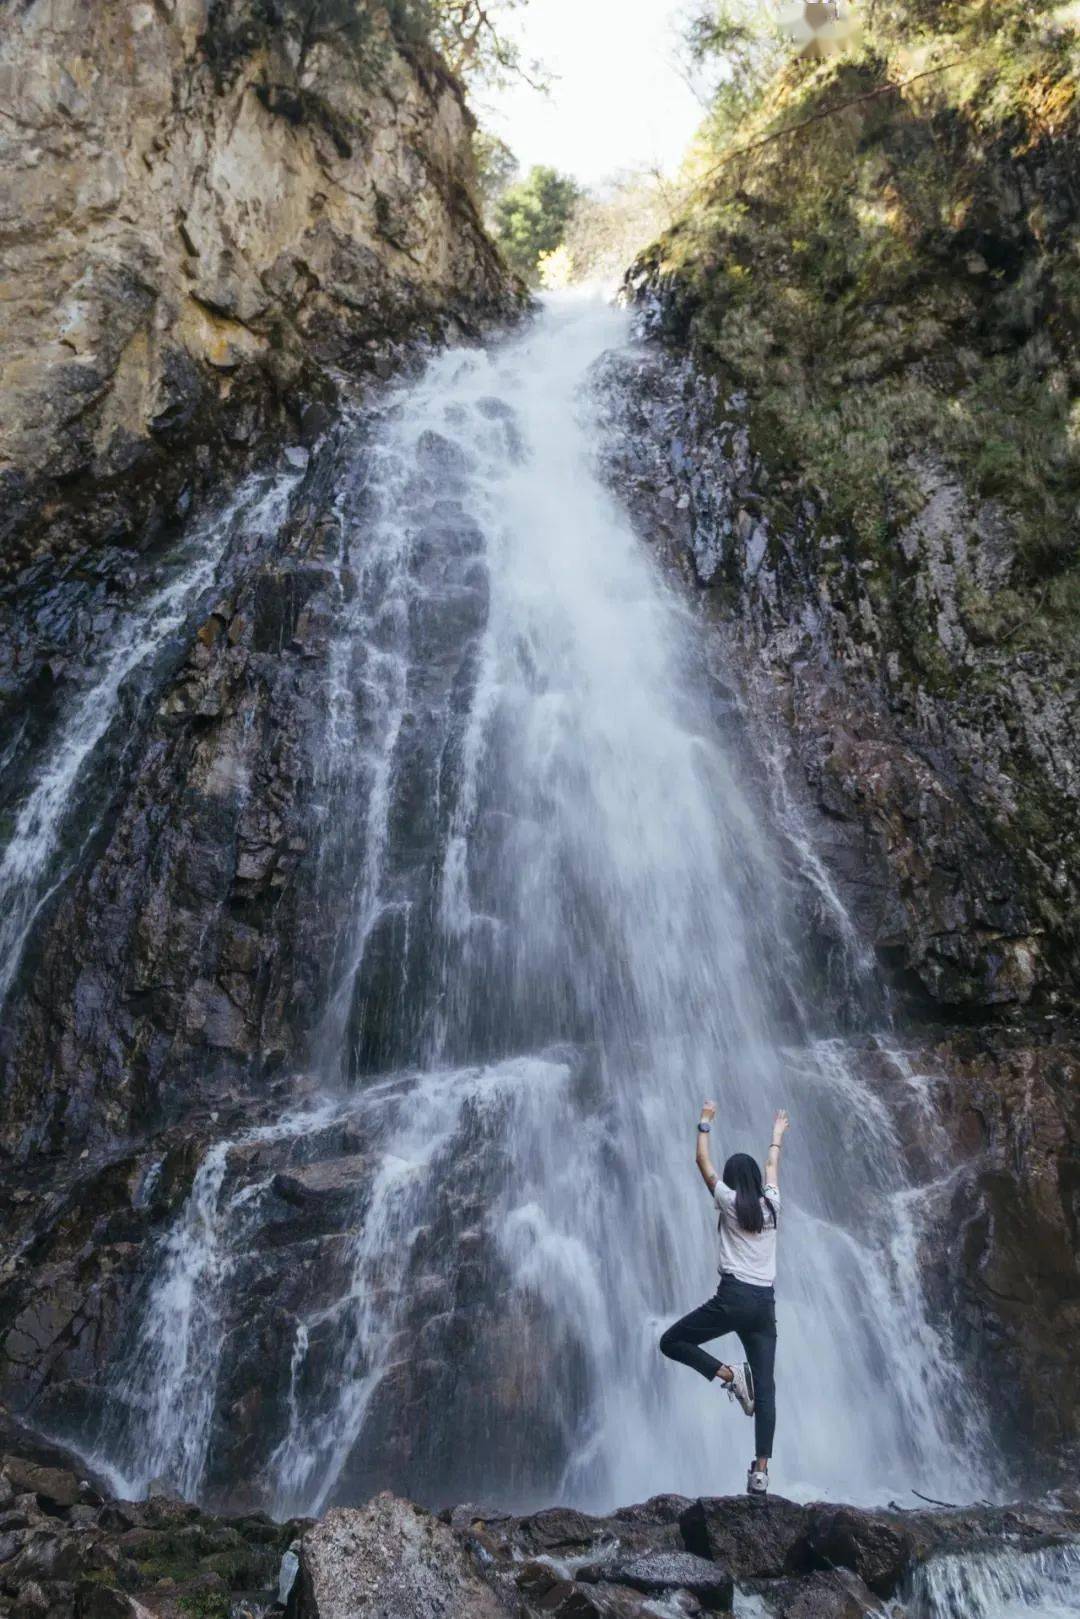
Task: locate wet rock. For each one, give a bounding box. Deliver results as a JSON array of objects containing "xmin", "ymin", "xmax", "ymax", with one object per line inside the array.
[
  {"xmin": 0, "ymin": 1528, "xmax": 23, "ymax": 1563},
  {"xmin": 9, "ymin": 1580, "xmax": 51, "ymax": 1619},
  {"xmin": 271, "ymin": 1157, "xmax": 369, "ymax": 1212},
  {"xmin": 73, "ymin": 1585, "xmax": 140, "ymax": 1619},
  {"xmin": 0, "ymin": 1432, "xmax": 1075, "ymax": 1619},
  {"xmin": 749, "ymin": 1568, "xmax": 885, "ymax": 1618},
  {"xmin": 509, "ymin": 1508, "xmax": 618, "ymax": 1556},
  {"xmin": 612, "ymin": 1495, "xmax": 696, "ymax": 1528},
  {"xmin": 514, "ymin": 1563, "xmax": 696, "ymax": 1618},
  {"xmin": 294, "ymin": 1495, "xmax": 511, "ymax": 1619},
  {"xmin": 680, "ymin": 1497, "xmax": 811, "ymax": 1580},
  {"xmin": 1, "ymin": 1459, "xmax": 85, "ymax": 1512},
  {"xmin": 793, "ymin": 1507, "xmax": 913, "ymax": 1597},
  {"xmin": 446, "ymin": 1503, "xmax": 513, "ymax": 1531},
  {"xmin": 577, "ymin": 1549, "xmax": 734, "ymax": 1610},
  {"xmin": 909, "ymin": 1025, "xmax": 1080, "ymax": 1485}
]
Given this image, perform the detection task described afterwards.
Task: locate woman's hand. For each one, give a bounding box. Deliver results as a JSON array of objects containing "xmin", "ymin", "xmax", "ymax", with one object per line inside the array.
[
  {"xmin": 771, "ymin": 1108, "xmax": 789, "ymax": 1145},
  {"xmin": 696, "ymin": 1101, "xmax": 718, "ymax": 1192}
]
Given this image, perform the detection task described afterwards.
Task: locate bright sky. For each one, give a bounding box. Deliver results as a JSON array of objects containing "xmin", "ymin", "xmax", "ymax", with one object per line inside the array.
[{"xmin": 481, "ymin": 0, "xmax": 706, "ymax": 188}]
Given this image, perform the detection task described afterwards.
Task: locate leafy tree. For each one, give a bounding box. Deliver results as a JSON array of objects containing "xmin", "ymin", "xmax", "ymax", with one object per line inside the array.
[
  {"xmin": 253, "ymin": 0, "xmax": 383, "ymax": 81},
  {"xmin": 430, "ymin": 0, "xmax": 548, "ymax": 90},
  {"xmin": 473, "ymin": 132, "xmax": 520, "ymax": 222},
  {"xmin": 494, "ymin": 165, "xmax": 581, "ymax": 282},
  {"xmin": 682, "ymin": 1, "xmax": 786, "ymax": 133},
  {"xmin": 241, "ymin": 0, "xmax": 543, "ymax": 90}
]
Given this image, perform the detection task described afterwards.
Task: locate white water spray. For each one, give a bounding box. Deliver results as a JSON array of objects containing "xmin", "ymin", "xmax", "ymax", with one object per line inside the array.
[
  {"xmin": 92, "ymin": 294, "xmax": 991, "ymax": 1514},
  {"xmin": 268, "ymin": 295, "xmax": 985, "ymax": 1508}
]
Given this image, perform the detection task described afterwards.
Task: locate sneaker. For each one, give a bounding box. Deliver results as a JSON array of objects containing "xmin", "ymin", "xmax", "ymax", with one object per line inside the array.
[
  {"xmin": 724, "ymin": 1361, "xmax": 755, "ymax": 1416},
  {"xmin": 746, "ymin": 1462, "xmax": 769, "ymax": 1498}
]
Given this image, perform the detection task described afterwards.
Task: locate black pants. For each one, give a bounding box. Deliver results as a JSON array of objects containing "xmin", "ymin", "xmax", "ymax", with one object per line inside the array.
[{"xmin": 659, "ymin": 1274, "xmax": 777, "ymax": 1459}]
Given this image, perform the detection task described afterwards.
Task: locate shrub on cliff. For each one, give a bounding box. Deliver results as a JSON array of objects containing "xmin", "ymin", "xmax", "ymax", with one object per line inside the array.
[
  {"xmin": 644, "ymin": 0, "xmax": 1080, "ymax": 608},
  {"xmin": 202, "ymin": 0, "xmax": 539, "ymax": 92}
]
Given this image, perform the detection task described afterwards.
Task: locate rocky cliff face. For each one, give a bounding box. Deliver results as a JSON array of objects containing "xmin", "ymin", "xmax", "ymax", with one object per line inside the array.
[
  {"xmin": 597, "ymin": 345, "xmax": 1076, "ymax": 1016},
  {"xmin": 621, "ymin": 0, "xmax": 1080, "ymax": 1016},
  {"xmin": 606, "ymin": 0, "xmax": 1080, "ymax": 1484},
  {"xmin": 0, "ymin": 0, "xmax": 516, "ymax": 591},
  {"xmin": 0, "ymin": 0, "xmax": 520, "ymax": 1163},
  {"xmin": 0, "ymin": 0, "xmax": 525, "ymax": 1475}
]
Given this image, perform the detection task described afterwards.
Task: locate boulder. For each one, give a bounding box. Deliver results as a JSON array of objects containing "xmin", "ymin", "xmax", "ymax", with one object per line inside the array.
[
  {"xmin": 750, "ymin": 1568, "xmax": 886, "ymax": 1618},
  {"xmin": 294, "ymin": 1494, "xmax": 511, "ymax": 1619},
  {"xmin": 577, "ymin": 1549, "xmax": 734, "ymax": 1611},
  {"xmin": 679, "ymin": 1496, "xmax": 811, "ymax": 1579},
  {"xmin": 611, "ymin": 1495, "xmax": 696, "ymax": 1528},
  {"xmin": 792, "ymin": 1507, "xmax": 914, "ymax": 1597},
  {"xmin": 74, "ymin": 1584, "xmax": 144, "ymax": 1619},
  {"xmin": 0, "ymin": 1458, "xmax": 84, "ymax": 1511},
  {"xmin": 503, "ymin": 1507, "xmax": 620, "ymax": 1557},
  {"xmin": 515, "ymin": 1562, "xmax": 702, "ymax": 1618},
  {"xmin": 496, "ymin": 1501, "xmax": 686, "ymax": 1564}
]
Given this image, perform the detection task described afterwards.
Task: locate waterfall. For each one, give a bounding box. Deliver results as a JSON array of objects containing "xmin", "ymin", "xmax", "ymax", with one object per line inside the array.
[
  {"xmin": 0, "ymin": 473, "xmax": 298, "ymax": 1014},
  {"xmin": 83, "ymin": 293, "xmax": 990, "ymax": 1513},
  {"xmin": 907, "ymin": 1546, "xmax": 1080, "ymax": 1619}
]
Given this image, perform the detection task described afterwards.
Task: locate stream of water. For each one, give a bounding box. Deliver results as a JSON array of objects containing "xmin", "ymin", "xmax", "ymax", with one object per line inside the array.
[
  {"xmin": 0, "ymin": 474, "xmax": 298, "ymax": 1015},
  {"xmin": 19, "ymin": 295, "xmax": 1077, "ymax": 1613},
  {"xmin": 85, "ymin": 295, "xmax": 990, "ymax": 1516}
]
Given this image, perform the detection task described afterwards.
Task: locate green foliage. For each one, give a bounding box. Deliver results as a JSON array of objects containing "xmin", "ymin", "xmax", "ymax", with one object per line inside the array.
[
  {"xmin": 494, "ymin": 165, "xmax": 582, "ymax": 282},
  {"xmin": 473, "ymin": 131, "xmax": 520, "ymax": 220},
  {"xmin": 178, "ymin": 1591, "xmax": 230, "ymax": 1619},
  {"xmin": 645, "ymin": 0, "xmax": 1080, "ymax": 639},
  {"xmin": 430, "ymin": 0, "xmax": 548, "ymax": 90},
  {"xmin": 683, "ymin": 0, "xmax": 787, "ymax": 135},
  {"xmin": 254, "ymin": 0, "xmax": 382, "ymax": 80},
  {"xmin": 202, "ymin": 0, "xmax": 541, "ymax": 90}
]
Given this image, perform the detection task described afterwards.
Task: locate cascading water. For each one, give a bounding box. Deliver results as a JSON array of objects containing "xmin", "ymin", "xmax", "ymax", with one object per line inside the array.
[
  {"xmin": 0, "ymin": 473, "xmax": 298, "ymax": 1014},
  {"xmin": 85, "ymin": 294, "xmax": 994, "ymax": 1518},
  {"xmin": 907, "ymin": 1546, "xmax": 1080, "ymax": 1619}
]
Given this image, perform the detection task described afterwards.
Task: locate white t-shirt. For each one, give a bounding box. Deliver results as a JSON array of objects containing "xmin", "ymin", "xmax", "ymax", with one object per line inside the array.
[{"xmin": 713, "ymin": 1182, "xmax": 780, "ymax": 1286}]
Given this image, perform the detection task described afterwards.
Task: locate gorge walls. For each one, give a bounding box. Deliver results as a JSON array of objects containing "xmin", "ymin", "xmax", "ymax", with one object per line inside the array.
[
  {"xmin": 0, "ymin": 0, "xmax": 521, "ymax": 1159},
  {"xmin": 0, "ymin": 0, "xmax": 523, "ymax": 1481},
  {"xmin": 610, "ymin": 0, "xmax": 1080, "ymax": 1484},
  {"xmin": 0, "ymin": 0, "xmax": 517, "ymax": 587},
  {"xmin": 1, "ymin": 0, "xmax": 1078, "ymax": 1536}
]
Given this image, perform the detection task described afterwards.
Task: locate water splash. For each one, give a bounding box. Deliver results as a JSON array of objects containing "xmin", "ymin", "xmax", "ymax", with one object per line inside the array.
[
  {"xmin": 90, "ymin": 293, "xmax": 990, "ymax": 1512},
  {"xmin": 85, "ymin": 1100, "xmax": 347, "ymax": 1500},
  {"xmin": 908, "ymin": 1544, "xmax": 1080, "ymax": 1619}
]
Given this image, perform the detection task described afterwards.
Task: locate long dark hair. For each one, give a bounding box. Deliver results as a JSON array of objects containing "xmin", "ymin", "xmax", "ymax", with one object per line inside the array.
[{"xmin": 722, "ymin": 1153, "xmax": 777, "ymax": 1234}]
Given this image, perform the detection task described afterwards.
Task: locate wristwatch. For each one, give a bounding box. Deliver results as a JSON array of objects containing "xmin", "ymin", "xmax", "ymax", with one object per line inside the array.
[{"xmin": 697, "ymin": 1121, "xmax": 711, "ymax": 1133}]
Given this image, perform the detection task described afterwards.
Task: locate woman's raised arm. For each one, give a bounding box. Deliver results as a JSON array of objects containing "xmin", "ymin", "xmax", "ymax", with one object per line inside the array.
[
  {"xmin": 696, "ymin": 1100, "xmax": 718, "ymax": 1193},
  {"xmin": 764, "ymin": 1108, "xmax": 789, "ymax": 1187}
]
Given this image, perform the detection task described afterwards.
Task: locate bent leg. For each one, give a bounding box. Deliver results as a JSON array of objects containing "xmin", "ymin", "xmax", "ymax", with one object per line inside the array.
[
  {"xmin": 739, "ymin": 1322, "xmax": 777, "ymax": 1458},
  {"xmin": 659, "ymin": 1295, "xmax": 732, "ymax": 1382}
]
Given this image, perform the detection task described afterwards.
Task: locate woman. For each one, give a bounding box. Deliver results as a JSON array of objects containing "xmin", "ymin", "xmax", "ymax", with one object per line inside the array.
[{"xmin": 660, "ymin": 1101, "xmax": 789, "ymax": 1498}]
